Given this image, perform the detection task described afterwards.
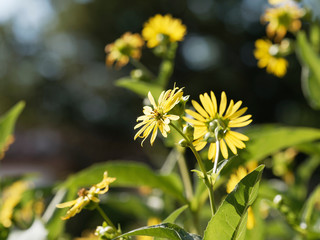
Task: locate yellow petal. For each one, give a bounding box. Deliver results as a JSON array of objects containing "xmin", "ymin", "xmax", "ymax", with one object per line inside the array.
[
  {"xmin": 185, "ymin": 109, "xmax": 206, "ymax": 122},
  {"xmin": 229, "ymin": 119, "xmax": 252, "ymax": 128},
  {"xmin": 183, "ymin": 117, "xmax": 206, "ymax": 126},
  {"xmin": 229, "ymin": 107, "xmax": 248, "ymax": 120},
  {"xmin": 224, "ymin": 134, "xmax": 238, "ymax": 155},
  {"xmin": 194, "ymin": 126, "xmax": 208, "ymax": 139},
  {"xmin": 219, "ymin": 92, "xmax": 227, "ymax": 115},
  {"xmin": 220, "ymin": 139, "xmax": 228, "ymax": 159},
  {"xmin": 229, "ymin": 115, "xmax": 252, "ymax": 124},
  {"xmin": 192, "ymin": 100, "xmax": 210, "ymax": 118},
  {"xmin": 208, "ymin": 143, "xmax": 216, "ymax": 160},
  {"xmin": 148, "ymin": 91, "xmax": 157, "ymax": 108},
  {"xmin": 200, "ymin": 93, "xmax": 215, "ymax": 117},
  {"xmin": 228, "ymin": 131, "xmax": 249, "ymax": 141},
  {"xmin": 194, "ymin": 139, "xmax": 207, "ymax": 151},
  {"xmin": 210, "ymin": 91, "xmax": 218, "ymax": 114}
]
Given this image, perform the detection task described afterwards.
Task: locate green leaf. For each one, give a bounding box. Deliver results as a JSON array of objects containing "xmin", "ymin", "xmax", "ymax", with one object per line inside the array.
[
  {"xmin": 0, "ymin": 101, "xmax": 25, "ymax": 158},
  {"xmin": 114, "ymin": 223, "xmax": 202, "ymax": 240},
  {"xmin": 203, "ymin": 165, "xmax": 265, "ymax": 240},
  {"xmin": 115, "ymin": 78, "xmax": 163, "ymax": 98},
  {"xmin": 300, "ymin": 185, "xmax": 320, "ymax": 227},
  {"xmin": 163, "ymin": 205, "xmax": 189, "ymax": 223},
  {"xmin": 296, "ymin": 31, "xmax": 320, "ymax": 109},
  {"xmin": 60, "ymin": 161, "xmax": 187, "ymax": 204},
  {"xmin": 241, "ymin": 125, "xmax": 320, "ymax": 162}
]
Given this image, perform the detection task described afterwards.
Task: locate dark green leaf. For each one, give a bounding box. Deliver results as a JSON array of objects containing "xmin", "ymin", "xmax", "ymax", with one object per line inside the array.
[
  {"xmin": 114, "ymin": 223, "xmax": 202, "ymax": 240},
  {"xmin": 203, "ymin": 165, "xmax": 264, "ymax": 240}
]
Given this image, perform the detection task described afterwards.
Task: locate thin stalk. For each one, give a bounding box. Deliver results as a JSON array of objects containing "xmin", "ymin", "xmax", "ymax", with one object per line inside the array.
[
  {"xmin": 176, "ymin": 147, "xmax": 194, "ymax": 201},
  {"xmin": 212, "ymin": 140, "xmax": 220, "ymax": 174},
  {"xmin": 96, "ymin": 205, "xmax": 117, "ymax": 230},
  {"xmin": 170, "ymin": 123, "xmax": 216, "ymax": 215},
  {"xmin": 130, "ymin": 58, "xmax": 155, "ymax": 80}
]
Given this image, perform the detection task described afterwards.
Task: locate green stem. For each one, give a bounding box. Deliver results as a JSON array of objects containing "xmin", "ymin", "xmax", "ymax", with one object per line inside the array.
[
  {"xmin": 130, "ymin": 58, "xmax": 155, "ymax": 80},
  {"xmin": 176, "ymin": 147, "xmax": 194, "ymax": 201},
  {"xmin": 170, "ymin": 123, "xmax": 216, "ymax": 215},
  {"xmin": 96, "ymin": 205, "xmax": 117, "ymax": 230},
  {"xmin": 212, "ymin": 140, "xmax": 220, "ymax": 174}
]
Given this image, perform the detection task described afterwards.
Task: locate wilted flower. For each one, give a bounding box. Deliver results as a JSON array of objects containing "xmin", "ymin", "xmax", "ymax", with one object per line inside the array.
[
  {"xmin": 105, "ymin": 32, "xmax": 144, "ymax": 69},
  {"xmin": 262, "ymin": 3, "xmax": 305, "ymax": 41},
  {"xmin": 142, "ymin": 14, "xmax": 186, "ymax": 48},
  {"xmin": 56, "ymin": 172, "xmax": 116, "ymax": 220},
  {"xmin": 254, "ymin": 38, "xmax": 288, "ymax": 77},
  {"xmin": 184, "ymin": 91, "xmax": 252, "ymax": 160},
  {"xmin": 134, "ymin": 87, "xmax": 184, "ymax": 146}
]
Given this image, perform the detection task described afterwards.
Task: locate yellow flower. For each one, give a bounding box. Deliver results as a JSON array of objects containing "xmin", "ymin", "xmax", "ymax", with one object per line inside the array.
[
  {"xmin": 254, "ymin": 38, "xmax": 288, "ymax": 77},
  {"xmin": 56, "ymin": 172, "xmax": 116, "ymax": 220},
  {"xmin": 268, "ymin": 0, "xmax": 288, "ymax": 5},
  {"xmin": 136, "ymin": 217, "xmax": 162, "ymax": 240},
  {"xmin": 105, "ymin": 32, "xmax": 144, "ymax": 69},
  {"xmin": 142, "ymin": 14, "xmax": 187, "ymax": 48},
  {"xmin": 262, "ymin": 3, "xmax": 304, "ymax": 41},
  {"xmin": 226, "ymin": 166, "xmax": 256, "ymax": 229},
  {"xmin": 0, "ymin": 181, "xmax": 29, "ymax": 228},
  {"xmin": 134, "ymin": 87, "xmax": 184, "ymax": 146},
  {"xmin": 184, "ymin": 91, "xmax": 252, "ymax": 160}
]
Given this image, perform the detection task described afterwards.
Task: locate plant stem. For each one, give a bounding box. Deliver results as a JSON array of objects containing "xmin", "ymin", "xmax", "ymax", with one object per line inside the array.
[
  {"xmin": 130, "ymin": 58, "xmax": 155, "ymax": 80},
  {"xmin": 170, "ymin": 123, "xmax": 216, "ymax": 215},
  {"xmin": 96, "ymin": 205, "xmax": 117, "ymax": 230},
  {"xmin": 176, "ymin": 147, "xmax": 194, "ymax": 201},
  {"xmin": 212, "ymin": 140, "xmax": 220, "ymax": 174}
]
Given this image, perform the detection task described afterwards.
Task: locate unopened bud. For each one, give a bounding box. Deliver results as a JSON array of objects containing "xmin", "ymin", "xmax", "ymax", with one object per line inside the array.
[
  {"xmin": 183, "ymin": 123, "xmax": 194, "ymax": 141},
  {"xmin": 178, "ymin": 139, "xmax": 188, "ymax": 147},
  {"xmin": 204, "ymin": 132, "xmax": 216, "ymax": 143}
]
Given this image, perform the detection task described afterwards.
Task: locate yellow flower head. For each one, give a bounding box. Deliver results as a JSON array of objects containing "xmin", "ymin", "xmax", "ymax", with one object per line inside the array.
[
  {"xmin": 134, "ymin": 87, "xmax": 184, "ymax": 146},
  {"xmin": 226, "ymin": 166, "xmax": 256, "ymax": 229},
  {"xmin": 254, "ymin": 38, "xmax": 288, "ymax": 77},
  {"xmin": 56, "ymin": 172, "xmax": 116, "ymax": 220},
  {"xmin": 105, "ymin": 32, "xmax": 144, "ymax": 69},
  {"xmin": 0, "ymin": 181, "xmax": 29, "ymax": 228},
  {"xmin": 262, "ymin": 3, "xmax": 304, "ymax": 41},
  {"xmin": 142, "ymin": 14, "xmax": 187, "ymax": 48},
  {"xmin": 184, "ymin": 91, "xmax": 252, "ymax": 160}
]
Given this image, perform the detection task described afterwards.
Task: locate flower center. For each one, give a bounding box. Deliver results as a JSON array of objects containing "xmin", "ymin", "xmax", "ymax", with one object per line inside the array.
[{"xmin": 204, "ymin": 118, "xmax": 229, "ymax": 143}]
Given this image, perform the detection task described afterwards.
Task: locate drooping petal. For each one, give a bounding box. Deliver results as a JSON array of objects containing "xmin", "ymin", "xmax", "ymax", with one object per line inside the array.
[
  {"xmin": 224, "ymin": 134, "xmax": 238, "ymax": 155},
  {"xmin": 220, "ymin": 139, "xmax": 229, "ymax": 159},
  {"xmin": 208, "ymin": 143, "xmax": 216, "ymax": 160}
]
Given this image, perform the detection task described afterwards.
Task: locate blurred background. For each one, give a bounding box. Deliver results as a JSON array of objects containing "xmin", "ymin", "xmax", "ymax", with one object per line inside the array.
[{"xmin": 1, "ymin": 0, "xmax": 319, "ymax": 184}]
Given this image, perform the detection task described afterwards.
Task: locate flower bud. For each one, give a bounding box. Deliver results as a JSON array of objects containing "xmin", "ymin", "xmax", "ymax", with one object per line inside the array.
[
  {"xmin": 204, "ymin": 132, "xmax": 216, "ymax": 143},
  {"xmin": 183, "ymin": 123, "xmax": 194, "ymax": 141},
  {"xmin": 178, "ymin": 139, "xmax": 189, "ymax": 147}
]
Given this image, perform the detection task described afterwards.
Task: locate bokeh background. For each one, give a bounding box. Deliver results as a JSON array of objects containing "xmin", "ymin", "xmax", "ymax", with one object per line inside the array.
[{"xmin": 1, "ymin": 0, "xmax": 319, "ymax": 184}]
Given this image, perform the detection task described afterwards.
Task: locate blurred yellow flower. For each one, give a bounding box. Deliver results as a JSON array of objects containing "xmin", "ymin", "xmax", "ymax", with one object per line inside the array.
[
  {"xmin": 142, "ymin": 14, "xmax": 186, "ymax": 48},
  {"xmin": 226, "ymin": 166, "xmax": 256, "ymax": 229},
  {"xmin": 136, "ymin": 217, "xmax": 162, "ymax": 240},
  {"xmin": 262, "ymin": 3, "xmax": 304, "ymax": 41},
  {"xmin": 184, "ymin": 91, "xmax": 251, "ymax": 160},
  {"xmin": 105, "ymin": 32, "xmax": 144, "ymax": 69},
  {"xmin": 254, "ymin": 38, "xmax": 288, "ymax": 77},
  {"xmin": 134, "ymin": 87, "xmax": 184, "ymax": 146},
  {"xmin": 0, "ymin": 180, "xmax": 29, "ymax": 228},
  {"xmin": 56, "ymin": 172, "xmax": 116, "ymax": 220}
]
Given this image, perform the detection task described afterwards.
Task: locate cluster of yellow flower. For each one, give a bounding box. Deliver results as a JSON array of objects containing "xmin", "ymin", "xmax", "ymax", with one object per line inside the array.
[
  {"xmin": 134, "ymin": 87, "xmax": 252, "ymax": 162},
  {"xmin": 254, "ymin": 0, "xmax": 305, "ymax": 77},
  {"xmin": 105, "ymin": 14, "xmax": 186, "ymax": 69}
]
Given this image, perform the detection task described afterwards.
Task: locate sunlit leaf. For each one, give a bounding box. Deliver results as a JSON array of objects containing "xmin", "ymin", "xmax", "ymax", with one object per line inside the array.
[
  {"xmin": 60, "ymin": 161, "xmax": 187, "ymax": 204},
  {"xmin": 203, "ymin": 165, "xmax": 264, "ymax": 240},
  {"xmin": 114, "ymin": 223, "xmax": 202, "ymax": 240},
  {"xmin": 0, "ymin": 101, "xmax": 25, "ymax": 158},
  {"xmin": 115, "ymin": 78, "xmax": 163, "ymax": 98}
]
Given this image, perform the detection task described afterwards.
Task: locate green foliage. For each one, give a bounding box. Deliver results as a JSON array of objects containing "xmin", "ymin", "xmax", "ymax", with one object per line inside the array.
[
  {"xmin": 203, "ymin": 165, "xmax": 264, "ymax": 240},
  {"xmin": 115, "ymin": 78, "xmax": 163, "ymax": 98},
  {"xmin": 163, "ymin": 205, "xmax": 188, "ymax": 223},
  {"xmin": 0, "ymin": 101, "xmax": 25, "ymax": 158},
  {"xmin": 115, "ymin": 223, "xmax": 202, "ymax": 240},
  {"xmin": 60, "ymin": 161, "xmax": 187, "ymax": 204},
  {"xmin": 296, "ymin": 28, "xmax": 320, "ymax": 109}
]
